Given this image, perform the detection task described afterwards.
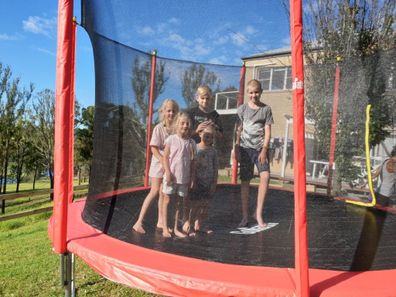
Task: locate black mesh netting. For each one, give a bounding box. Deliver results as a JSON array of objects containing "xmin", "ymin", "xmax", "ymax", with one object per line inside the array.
[{"xmin": 79, "ymin": 0, "xmax": 395, "ymax": 269}]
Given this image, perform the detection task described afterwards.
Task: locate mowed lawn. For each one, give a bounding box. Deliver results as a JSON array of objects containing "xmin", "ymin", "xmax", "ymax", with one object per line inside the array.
[{"xmin": 0, "ymin": 182, "xmax": 159, "ymax": 297}]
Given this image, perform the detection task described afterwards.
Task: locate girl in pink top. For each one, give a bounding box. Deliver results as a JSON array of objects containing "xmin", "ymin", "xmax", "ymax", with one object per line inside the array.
[
  {"xmin": 162, "ymin": 112, "xmax": 196, "ymax": 238},
  {"xmin": 133, "ymin": 99, "xmax": 179, "ymax": 234}
]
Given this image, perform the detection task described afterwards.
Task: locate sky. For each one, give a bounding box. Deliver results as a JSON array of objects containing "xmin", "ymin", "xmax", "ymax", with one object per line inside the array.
[{"xmin": 0, "ymin": 0, "xmax": 291, "ymax": 108}]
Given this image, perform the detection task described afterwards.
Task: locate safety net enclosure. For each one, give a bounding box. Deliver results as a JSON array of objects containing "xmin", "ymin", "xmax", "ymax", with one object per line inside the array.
[
  {"xmin": 49, "ymin": 0, "xmax": 396, "ymax": 296},
  {"xmin": 303, "ymin": 50, "xmax": 395, "ymax": 199}
]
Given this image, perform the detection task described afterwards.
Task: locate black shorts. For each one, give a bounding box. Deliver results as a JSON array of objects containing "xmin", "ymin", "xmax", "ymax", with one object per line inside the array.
[
  {"xmin": 372, "ymin": 192, "xmax": 393, "ymax": 206},
  {"xmin": 239, "ymin": 146, "xmax": 270, "ymax": 181}
]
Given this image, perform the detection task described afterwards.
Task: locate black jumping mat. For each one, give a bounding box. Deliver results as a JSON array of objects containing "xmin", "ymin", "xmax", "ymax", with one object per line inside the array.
[{"xmin": 82, "ymin": 185, "xmax": 396, "ymax": 271}]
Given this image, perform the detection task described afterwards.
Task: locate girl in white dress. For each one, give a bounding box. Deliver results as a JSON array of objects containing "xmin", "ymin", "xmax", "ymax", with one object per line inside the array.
[{"xmin": 133, "ymin": 99, "xmax": 179, "ymax": 234}]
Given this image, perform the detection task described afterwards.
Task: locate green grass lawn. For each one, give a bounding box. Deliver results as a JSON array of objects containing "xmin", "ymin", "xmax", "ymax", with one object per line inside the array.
[
  {"xmin": 4, "ymin": 179, "xmax": 53, "ymax": 192},
  {"xmin": 0, "ymin": 212, "xmax": 158, "ymax": 297},
  {"xmin": 0, "ymin": 179, "xmax": 157, "ymax": 297}
]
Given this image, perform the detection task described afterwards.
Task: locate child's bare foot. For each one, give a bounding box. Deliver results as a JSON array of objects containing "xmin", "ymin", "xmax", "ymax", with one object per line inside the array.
[
  {"xmin": 182, "ymin": 221, "xmax": 190, "ymax": 233},
  {"xmin": 132, "ymin": 223, "xmax": 146, "ymax": 234},
  {"xmin": 258, "ymin": 222, "xmax": 267, "ymax": 229},
  {"xmin": 193, "ymin": 220, "xmax": 200, "ymax": 232},
  {"xmin": 174, "ymin": 229, "xmax": 187, "ymax": 238},
  {"xmin": 238, "ymin": 218, "xmax": 248, "ymax": 228},
  {"xmin": 156, "ymin": 225, "xmax": 173, "ymax": 233},
  {"xmin": 162, "ymin": 230, "xmax": 172, "ymax": 238},
  {"xmin": 256, "ymin": 216, "xmax": 267, "ymax": 228}
]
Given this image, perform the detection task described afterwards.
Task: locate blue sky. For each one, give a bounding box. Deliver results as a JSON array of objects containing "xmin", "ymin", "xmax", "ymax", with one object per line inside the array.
[{"xmin": 0, "ymin": 0, "xmax": 290, "ymax": 107}]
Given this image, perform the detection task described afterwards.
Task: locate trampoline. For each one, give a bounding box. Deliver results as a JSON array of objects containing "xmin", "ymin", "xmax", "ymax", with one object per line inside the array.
[
  {"xmin": 83, "ymin": 185, "xmax": 396, "ymax": 271},
  {"xmin": 50, "ymin": 185, "xmax": 396, "ymax": 296},
  {"xmin": 50, "ymin": 0, "xmax": 396, "ymax": 296}
]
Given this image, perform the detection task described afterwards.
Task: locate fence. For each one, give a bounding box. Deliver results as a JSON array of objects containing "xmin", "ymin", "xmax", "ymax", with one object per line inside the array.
[{"xmin": 0, "ymin": 185, "xmax": 88, "ymax": 221}]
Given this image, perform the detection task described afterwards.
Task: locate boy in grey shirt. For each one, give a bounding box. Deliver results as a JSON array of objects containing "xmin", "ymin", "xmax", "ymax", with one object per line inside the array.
[{"xmin": 234, "ymin": 79, "xmax": 274, "ymax": 228}]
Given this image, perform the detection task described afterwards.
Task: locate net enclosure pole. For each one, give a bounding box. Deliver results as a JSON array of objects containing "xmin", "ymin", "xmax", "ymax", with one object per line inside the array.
[
  {"xmin": 68, "ymin": 18, "xmax": 76, "ymax": 203},
  {"xmin": 144, "ymin": 50, "xmax": 157, "ymax": 187},
  {"xmin": 290, "ymin": 0, "xmax": 310, "ymax": 296},
  {"xmin": 327, "ymin": 62, "xmax": 341, "ymax": 196},
  {"xmin": 53, "ymin": 0, "xmax": 75, "ymax": 254},
  {"xmin": 232, "ymin": 63, "xmax": 246, "ymax": 184}
]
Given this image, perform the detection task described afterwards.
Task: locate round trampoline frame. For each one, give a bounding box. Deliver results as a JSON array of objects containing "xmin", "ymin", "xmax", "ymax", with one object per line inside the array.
[
  {"xmin": 50, "ymin": 1, "xmax": 396, "ymax": 296},
  {"xmin": 49, "ymin": 185, "xmax": 396, "ymax": 297}
]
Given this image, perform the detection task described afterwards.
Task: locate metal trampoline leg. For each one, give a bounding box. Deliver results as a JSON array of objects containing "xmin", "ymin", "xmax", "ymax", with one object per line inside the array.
[{"xmin": 61, "ymin": 253, "xmax": 75, "ymax": 297}]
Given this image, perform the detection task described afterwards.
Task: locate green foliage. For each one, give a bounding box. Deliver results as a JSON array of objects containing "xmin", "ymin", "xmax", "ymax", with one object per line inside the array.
[
  {"xmin": 181, "ymin": 64, "xmax": 221, "ymax": 107},
  {"xmin": 303, "ymin": 0, "xmax": 395, "ymax": 190},
  {"xmin": 75, "ymin": 105, "xmax": 95, "ymax": 181},
  {"xmin": 131, "ymin": 56, "xmax": 168, "ymax": 124},
  {"xmin": 0, "ymin": 62, "xmax": 34, "ymax": 193}
]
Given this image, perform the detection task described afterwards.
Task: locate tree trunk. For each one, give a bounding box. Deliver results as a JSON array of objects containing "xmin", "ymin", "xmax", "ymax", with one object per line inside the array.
[
  {"xmin": 32, "ymin": 167, "xmax": 37, "ymax": 190},
  {"xmin": 2, "ymin": 143, "xmax": 10, "ymax": 194},
  {"xmin": 49, "ymin": 168, "xmax": 54, "ymax": 201},
  {"xmin": 16, "ymin": 157, "xmax": 24, "ymax": 193},
  {"xmin": 77, "ymin": 166, "xmax": 81, "ymax": 185}
]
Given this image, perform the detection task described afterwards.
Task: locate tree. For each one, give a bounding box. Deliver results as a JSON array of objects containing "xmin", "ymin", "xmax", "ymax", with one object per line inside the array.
[
  {"xmin": 0, "ymin": 65, "xmax": 33, "ymax": 193},
  {"xmin": 131, "ymin": 56, "xmax": 169, "ymax": 124},
  {"xmin": 10, "ymin": 114, "xmax": 35, "ymax": 192},
  {"xmin": 0, "ymin": 63, "xmax": 11, "ymax": 189},
  {"xmin": 301, "ymin": 0, "xmax": 395, "ymax": 189},
  {"xmin": 181, "ymin": 64, "xmax": 221, "ymax": 107},
  {"xmin": 75, "ymin": 105, "xmax": 95, "ymax": 184},
  {"xmin": 32, "ymin": 89, "xmax": 55, "ymax": 198}
]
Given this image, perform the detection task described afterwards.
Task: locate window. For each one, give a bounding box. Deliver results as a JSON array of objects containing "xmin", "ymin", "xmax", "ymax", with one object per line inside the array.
[{"xmin": 255, "ymin": 66, "xmax": 292, "ymax": 91}]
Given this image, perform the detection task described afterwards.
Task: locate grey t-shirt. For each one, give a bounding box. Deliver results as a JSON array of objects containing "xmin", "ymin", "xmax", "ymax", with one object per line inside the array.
[
  {"xmin": 377, "ymin": 159, "xmax": 396, "ymax": 197},
  {"xmin": 195, "ymin": 146, "xmax": 218, "ymax": 190},
  {"xmin": 237, "ymin": 103, "xmax": 274, "ymax": 150}
]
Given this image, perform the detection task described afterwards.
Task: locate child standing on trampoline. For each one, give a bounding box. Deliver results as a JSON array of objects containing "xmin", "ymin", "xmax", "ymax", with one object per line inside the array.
[
  {"xmin": 183, "ymin": 85, "xmax": 223, "ymax": 233},
  {"xmin": 372, "ymin": 145, "xmax": 396, "ymax": 206},
  {"xmin": 234, "ymin": 79, "xmax": 274, "ymax": 228},
  {"xmin": 188, "ymin": 125, "xmax": 218, "ymax": 235},
  {"xmin": 188, "ymin": 85, "xmax": 223, "ymax": 143},
  {"xmin": 133, "ymin": 99, "xmax": 179, "ymax": 234},
  {"xmin": 162, "ymin": 112, "xmax": 196, "ymax": 238}
]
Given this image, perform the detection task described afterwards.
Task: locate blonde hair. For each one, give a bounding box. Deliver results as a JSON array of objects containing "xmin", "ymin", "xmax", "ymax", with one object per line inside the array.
[
  {"xmin": 196, "ymin": 85, "xmax": 212, "ymax": 98},
  {"xmin": 174, "ymin": 111, "xmax": 192, "ymax": 133},
  {"xmin": 159, "ymin": 99, "xmax": 179, "ymax": 123},
  {"xmin": 247, "ymin": 79, "xmax": 262, "ymax": 91}
]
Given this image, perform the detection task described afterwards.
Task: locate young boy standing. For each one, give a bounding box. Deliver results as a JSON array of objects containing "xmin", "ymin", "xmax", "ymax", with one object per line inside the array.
[
  {"xmin": 183, "ymin": 85, "xmax": 223, "ymax": 233},
  {"xmin": 187, "ymin": 85, "xmax": 223, "ymax": 143},
  {"xmin": 234, "ymin": 79, "xmax": 274, "ymax": 228}
]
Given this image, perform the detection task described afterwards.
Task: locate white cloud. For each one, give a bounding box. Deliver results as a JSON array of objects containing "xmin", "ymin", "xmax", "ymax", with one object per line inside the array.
[
  {"xmin": 244, "ymin": 25, "xmax": 257, "ymax": 35},
  {"xmin": 36, "ymin": 47, "xmax": 56, "ymax": 56},
  {"xmin": 167, "ymin": 33, "xmax": 186, "ymax": 45},
  {"xmin": 138, "ymin": 25, "xmax": 155, "ymax": 36},
  {"xmin": 256, "ymin": 44, "xmax": 269, "ymax": 52},
  {"xmin": 193, "ymin": 43, "xmax": 211, "ymax": 56},
  {"xmin": 23, "ymin": 16, "xmax": 57, "ymax": 37},
  {"xmin": 208, "ymin": 55, "xmax": 228, "ymax": 65},
  {"xmin": 0, "ymin": 33, "xmax": 19, "ymax": 41},
  {"xmin": 230, "ymin": 32, "xmax": 247, "ymax": 46},
  {"xmin": 137, "ymin": 17, "xmax": 180, "ymax": 37},
  {"xmin": 168, "ymin": 17, "xmax": 180, "ymax": 25},
  {"xmin": 213, "ymin": 35, "xmax": 229, "ymax": 45}
]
